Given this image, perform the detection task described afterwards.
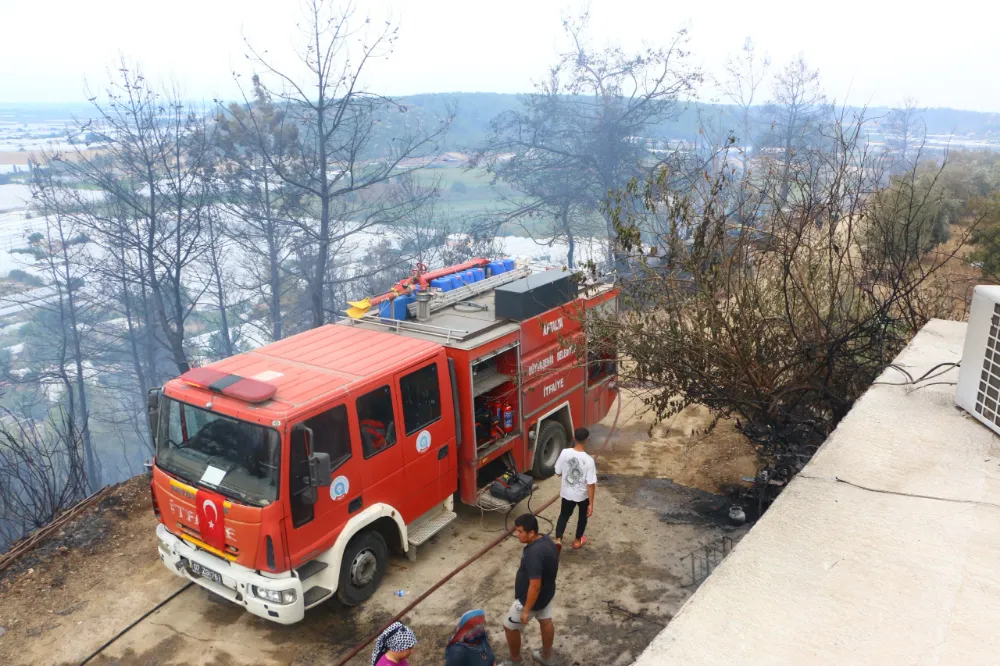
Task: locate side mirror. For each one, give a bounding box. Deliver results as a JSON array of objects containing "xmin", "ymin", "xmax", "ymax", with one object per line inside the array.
[
  {"xmin": 309, "ymin": 452, "xmax": 332, "ymax": 488},
  {"xmin": 147, "ymin": 388, "xmax": 161, "ymax": 446}
]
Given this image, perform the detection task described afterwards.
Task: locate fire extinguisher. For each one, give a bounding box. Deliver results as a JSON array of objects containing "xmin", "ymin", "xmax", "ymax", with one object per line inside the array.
[
  {"xmin": 490, "ymin": 399, "xmax": 503, "ymax": 428},
  {"xmin": 502, "ymin": 400, "xmax": 514, "ymax": 433}
]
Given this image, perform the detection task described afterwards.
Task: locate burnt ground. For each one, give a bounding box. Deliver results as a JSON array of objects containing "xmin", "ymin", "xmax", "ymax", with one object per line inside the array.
[
  {"xmin": 0, "ymin": 484, "xmax": 139, "ymax": 583},
  {"xmin": 0, "ymin": 393, "xmax": 757, "ymax": 666}
]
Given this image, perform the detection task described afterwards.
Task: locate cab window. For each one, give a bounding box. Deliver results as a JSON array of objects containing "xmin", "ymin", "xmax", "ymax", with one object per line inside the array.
[
  {"xmin": 356, "ymin": 385, "xmax": 397, "ymax": 458},
  {"xmin": 307, "ymin": 404, "xmax": 352, "ymax": 471},
  {"xmin": 400, "ymin": 363, "xmax": 442, "ymax": 435},
  {"xmin": 290, "ymin": 404, "xmax": 352, "ymax": 528}
]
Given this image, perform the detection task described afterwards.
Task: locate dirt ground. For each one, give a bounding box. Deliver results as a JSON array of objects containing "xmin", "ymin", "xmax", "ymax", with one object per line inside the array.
[
  {"xmin": 0, "ymin": 392, "xmax": 756, "ymax": 666},
  {"xmin": 598, "ymin": 394, "xmax": 758, "ymax": 495}
]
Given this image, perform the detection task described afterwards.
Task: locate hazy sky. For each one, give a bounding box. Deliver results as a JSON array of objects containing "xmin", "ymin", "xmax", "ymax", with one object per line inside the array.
[{"xmin": 2, "ymin": 0, "xmax": 999, "ymax": 112}]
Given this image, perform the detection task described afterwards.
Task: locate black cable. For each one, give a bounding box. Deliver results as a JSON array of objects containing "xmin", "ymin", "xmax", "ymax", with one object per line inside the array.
[
  {"xmin": 913, "ymin": 361, "xmax": 961, "ymax": 384},
  {"xmin": 875, "ymin": 361, "xmax": 960, "ymax": 387},
  {"xmin": 525, "ymin": 483, "xmax": 555, "ymax": 536},
  {"xmin": 492, "ymin": 482, "xmax": 554, "ymax": 536},
  {"xmin": 908, "ymin": 381, "xmax": 958, "ymax": 392},
  {"xmin": 78, "ymin": 582, "xmax": 193, "ymax": 665},
  {"xmin": 887, "ymin": 363, "xmax": 915, "ymax": 384}
]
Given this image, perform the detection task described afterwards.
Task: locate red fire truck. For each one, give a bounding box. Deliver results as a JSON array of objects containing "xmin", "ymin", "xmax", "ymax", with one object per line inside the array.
[{"xmin": 147, "ymin": 259, "xmax": 618, "ymax": 624}]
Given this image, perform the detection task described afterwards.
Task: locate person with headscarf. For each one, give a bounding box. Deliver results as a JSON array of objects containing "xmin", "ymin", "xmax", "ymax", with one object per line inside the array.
[
  {"xmin": 371, "ymin": 621, "xmax": 417, "ymax": 666},
  {"xmin": 445, "ymin": 610, "xmax": 496, "ymax": 666}
]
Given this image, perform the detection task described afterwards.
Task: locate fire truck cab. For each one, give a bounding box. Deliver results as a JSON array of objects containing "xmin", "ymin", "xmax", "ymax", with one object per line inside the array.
[{"xmin": 148, "ymin": 259, "xmax": 617, "ymax": 624}]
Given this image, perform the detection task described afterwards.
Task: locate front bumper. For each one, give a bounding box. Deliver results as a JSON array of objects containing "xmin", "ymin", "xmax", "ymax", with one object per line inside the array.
[{"xmin": 156, "ymin": 524, "xmax": 304, "ymax": 624}]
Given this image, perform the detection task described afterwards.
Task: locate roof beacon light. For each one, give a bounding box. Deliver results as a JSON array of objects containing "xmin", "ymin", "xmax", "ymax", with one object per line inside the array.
[{"xmin": 180, "ymin": 367, "xmax": 278, "ymax": 404}]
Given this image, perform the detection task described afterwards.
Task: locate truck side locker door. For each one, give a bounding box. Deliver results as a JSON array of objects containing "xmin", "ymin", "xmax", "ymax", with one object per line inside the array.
[
  {"xmin": 443, "ymin": 359, "xmax": 461, "ymax": 498},
  {"xmin": 394, "ymin": 358, "xmax": 454, "ymax": 521},
  {"xmin": 355, "ymin": 385, "xmax": 407, "ymax": 520},
  {"xmin": 286, "ymin": 403, "xmax": 361, "ymax": 567}
]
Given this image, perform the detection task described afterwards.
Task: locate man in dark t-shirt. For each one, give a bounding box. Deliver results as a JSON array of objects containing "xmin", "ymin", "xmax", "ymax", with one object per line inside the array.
[{"xmin": 501, "ymin": 513, "xmax": 559, "ymax": 666}]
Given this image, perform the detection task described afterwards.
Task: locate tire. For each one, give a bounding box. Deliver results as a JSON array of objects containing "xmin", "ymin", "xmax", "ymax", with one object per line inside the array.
[
  {"xmin": 336, "ymin": 530, "xmax": 388, "ymax": 606},
  {"xmin": 531, "ymin": 421, "xmax": 568, "ymax": 479}
]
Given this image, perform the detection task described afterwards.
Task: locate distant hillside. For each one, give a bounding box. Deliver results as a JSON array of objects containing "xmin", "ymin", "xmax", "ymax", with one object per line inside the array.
[
  {"xmin": 0, "ymin": 103, "xmax": 96, "ymax": 124},
  {"xmin": 392, "ymin": 95, "xmax": 1000, "ymax": 149},
  {"xmin": 3, "ymin": 96, "xmax": 998, "ymax": 150},
  {"xmin": 392, "ymin": 93, "xmax": 723, "ymax": 149},
  {"xmin": 917, "ymin": 107, "xmax": 1000, "ymax": 138}
]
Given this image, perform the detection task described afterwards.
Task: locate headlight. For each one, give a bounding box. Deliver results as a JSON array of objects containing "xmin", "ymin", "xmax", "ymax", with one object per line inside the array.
[{"xmin": 252, "ymin": 585, "xmax": 296, "ymax": 605}]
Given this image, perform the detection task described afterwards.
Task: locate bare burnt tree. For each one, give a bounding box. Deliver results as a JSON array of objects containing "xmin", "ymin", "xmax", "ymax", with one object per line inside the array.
[
  {"xmin": 474, "ymin": 71, "xmax": 597, "ymax": 269},
  {"xmin": 883, "ymin": 97, "xmax": 926, "ymax": 173},
  {"xmin": 200, "ymin": 204, "xmax": 240, "ymax": 360},
  {"xmin": 597, "ymin": 109, "xmax": 982, "ymax": 483},
  {"xmin": 0, "ymin": 168, "xmax": 103, "ymax": 492},
  {"xmin": 234, "ymin": 0, "xmax": 452, "ymax": 328},
  {"xmin": 51, "ymin": 63, "xmax": 214, "ymax": 374},
  {"xmin": 216, "ymin": 78, "xmax": 303, "ymax": 342},
  {"xmin": 438, "ymin": 217, "xmax": 507, "ymax": 267},
  {"xmin": 476, "ymin": 10, "xmax": 700, "ymax": 269},
  {"xmin": 0, "ymin": 406, "xmax": 88, "ymax": 549},
  {"xmin": 386, "ymin": 172, "xmax": 447, "ymax": 268},
  {"xmin": 761, "ymin": 56, "xmax": 830, "ymax": 205},
  {"xmin": 344, "ymin": 172, "xmax": 447, "ymax": 299},
  {"xmin": 720, "ymin": 38, "xmax": 770, "ymax": 174}
]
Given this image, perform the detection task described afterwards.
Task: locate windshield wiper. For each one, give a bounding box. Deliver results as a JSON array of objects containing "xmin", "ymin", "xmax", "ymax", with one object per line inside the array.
[
  {"xmin": 200, "ymin": 481, "xmax": 263, "ymax": 507},
  {"xmin": 155, "ymin": 455, "xmax": 188, "ymax": 481}
]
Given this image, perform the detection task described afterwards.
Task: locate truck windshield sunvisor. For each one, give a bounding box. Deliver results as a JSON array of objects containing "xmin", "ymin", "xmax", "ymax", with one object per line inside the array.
[{"xmin": 156, "ymin": 397, "xmax": 280, "ymax": 505}]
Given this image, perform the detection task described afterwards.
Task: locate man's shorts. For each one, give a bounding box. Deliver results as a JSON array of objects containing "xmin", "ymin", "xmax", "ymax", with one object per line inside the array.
[{"xmin": 503, "ymin": 599, "xmax": 554, "ymax": 631}]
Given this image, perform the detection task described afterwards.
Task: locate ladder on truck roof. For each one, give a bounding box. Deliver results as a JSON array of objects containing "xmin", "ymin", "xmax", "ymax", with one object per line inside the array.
[
  {"xmin": 404, "ymin": 266, "xmax": 532, "ymax": 318},
  {"xmin": 344, "ymin": 315, "xmax": 473, "ymax": 343},
  {"xmin": 343, "ymin": 266, "xmax": 534, "ymax": 343}
]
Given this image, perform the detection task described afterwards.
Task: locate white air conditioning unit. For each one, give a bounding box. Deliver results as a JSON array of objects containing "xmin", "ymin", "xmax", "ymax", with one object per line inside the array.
[{"xmin": 956, "ymin": 285, "xmax": 1000, "ymax": 434}]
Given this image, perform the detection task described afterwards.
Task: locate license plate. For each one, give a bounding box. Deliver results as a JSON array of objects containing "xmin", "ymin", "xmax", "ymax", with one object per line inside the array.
[{"xmin": 189, "ymin": 560, "xmax": 223, "ymax": 585}]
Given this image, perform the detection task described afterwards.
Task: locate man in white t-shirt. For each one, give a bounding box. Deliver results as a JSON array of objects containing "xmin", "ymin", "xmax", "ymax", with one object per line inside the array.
[{"xmin": 553, "ymin": 427, "xmax": 597, "ymax": 552}]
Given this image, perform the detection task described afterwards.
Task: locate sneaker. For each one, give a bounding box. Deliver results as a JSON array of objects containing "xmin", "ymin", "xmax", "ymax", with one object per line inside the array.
[{"xmin": 532, "ymin": 649, "xmax": 556, "ymax": 665}]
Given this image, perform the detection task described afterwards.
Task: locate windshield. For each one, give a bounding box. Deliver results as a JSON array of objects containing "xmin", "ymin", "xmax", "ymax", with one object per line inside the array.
[{"xmin": 156, "ymin": 397, "xmax": 280, "ymax": 505}]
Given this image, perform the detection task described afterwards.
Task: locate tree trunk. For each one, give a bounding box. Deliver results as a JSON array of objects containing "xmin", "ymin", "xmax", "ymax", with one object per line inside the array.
[
  {"xmin": 263, "ymin": 175, "xmax": 283, "ymax": 341},
  {"xmin": 209, "ymin": 217, "xmax": 234, "ymax": 358},
  {"xmin": 778, "ymin": 109, "xmax": 798, "ymax": 206},
  {"xmin": 310, "ymin": 13, "xmax": 331, "ymax": 330},
  {"xmin": 60, "ymin": 252, "xmax": 99, "ymax": 492},
  {"xmin": 213, "ymin": 274, "xmax": 234, "ymax": 358},
  {"xmin": 563, "ymin": 208, "xmax": 576, "ymax": 268}
]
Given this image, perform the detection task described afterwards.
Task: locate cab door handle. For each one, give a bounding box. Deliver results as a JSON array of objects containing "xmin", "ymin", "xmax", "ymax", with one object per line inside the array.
[
  {"xmin": 437, "ymin": 445, "xmax": 449, "ymax": 460},
  {"xmin": 348, "ymin": 496, "xmax": 362, "ymax": 514}
]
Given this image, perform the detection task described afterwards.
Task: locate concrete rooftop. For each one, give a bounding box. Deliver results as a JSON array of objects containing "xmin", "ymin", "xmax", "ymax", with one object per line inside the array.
[{"xmin": 635, "ymin": 319, "xmax": 1000, "ymax": 665}]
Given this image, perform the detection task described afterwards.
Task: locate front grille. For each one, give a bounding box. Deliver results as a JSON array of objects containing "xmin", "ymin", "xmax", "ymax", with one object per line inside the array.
[{"xmin": 177, "ymin": 522, "xmax": 238, "ymax": 555}]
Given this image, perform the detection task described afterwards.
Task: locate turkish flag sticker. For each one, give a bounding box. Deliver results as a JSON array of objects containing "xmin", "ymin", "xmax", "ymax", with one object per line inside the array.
[{"xmin": 196, "ymin": 488, "xmax": 227, "ymax": 551}]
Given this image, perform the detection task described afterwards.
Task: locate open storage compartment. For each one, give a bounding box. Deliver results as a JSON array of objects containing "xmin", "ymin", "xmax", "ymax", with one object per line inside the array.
[{"xmin": 470, "ymin": 343, "xmax": 521, "ymax": 462}]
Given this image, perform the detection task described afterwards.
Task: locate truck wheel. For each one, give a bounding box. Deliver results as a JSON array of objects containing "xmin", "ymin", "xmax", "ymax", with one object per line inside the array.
[
  {"xmin": 337, "ymin": 530, "xmax": 388, "ymax": 606},
  {"xmin": 531, "ymin": 421, "xmax": 568, "ymax": 479}
]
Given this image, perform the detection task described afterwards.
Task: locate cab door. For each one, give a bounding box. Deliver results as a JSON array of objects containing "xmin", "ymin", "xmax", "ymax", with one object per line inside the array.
[
  {"xmin": 354, "ymin": 384, "xmax": 407, "ymax": 519},
  {"xmin": 285, "ymin": 403, "xmax": 362, "ymax": 568},
  {"xmin": 394, "ymin": 358, "xmax": 455, "ymax": 521}
]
